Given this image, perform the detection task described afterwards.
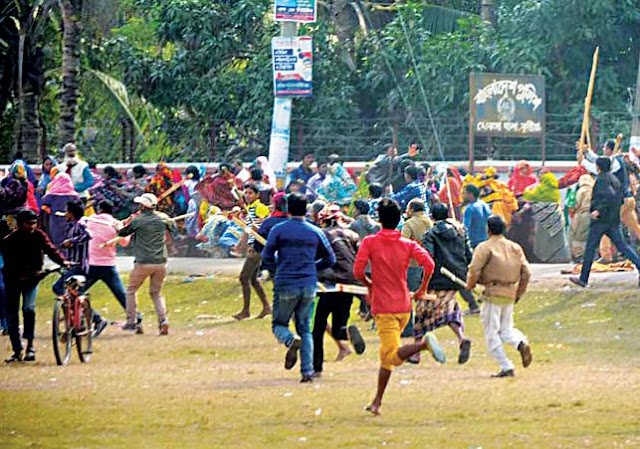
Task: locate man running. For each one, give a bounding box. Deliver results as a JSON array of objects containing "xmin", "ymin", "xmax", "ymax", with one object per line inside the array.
[
  {"xmin": 262, "ymin": 193, "xmax": 336, "ymax": 383},
  {"xmin": 467, "ymin": 215, "xmax": 533, "ymax": 378},
  {"xmin": 234, "ymin": 183, "xmax": 271, "ymax": 320},
  {"xmin": 82, "ymin": 200, "xmax": 140, "ymax": 325},
  {"xmin": 354, "ymin": 199, "xmax": 445, "ymax": 415},
  {"xmin": 118, "ymin": 193, "xmax": 175, "ymax": 335},
  {"xmin": 313, "ymin": 205, "xmax": 365, "ymax": 376},
  {"xmin": 570, "ymin": 157, "xmax": 640, "ymax": 287}
]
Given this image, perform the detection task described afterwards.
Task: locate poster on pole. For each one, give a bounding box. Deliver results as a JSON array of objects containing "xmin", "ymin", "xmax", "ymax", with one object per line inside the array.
[
  {"xmin": 272, "ymin": 36, "xmax": 313, "ymax": 98},
  {"xmin": 274, "ymin": 0, "xmax": 316, "ymax": 23},
  {"xmin": 470, "ymin": 73, "xmax": 545, "ymax": 137},
  {"xmin": 268, "ymin": 97, "xmax": 293, "ymax": 187}
]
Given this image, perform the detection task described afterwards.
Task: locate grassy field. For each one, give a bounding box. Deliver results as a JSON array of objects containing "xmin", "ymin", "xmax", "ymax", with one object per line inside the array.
[{"xmin": 1, "ymin": 273, "xmax": 640, "ymax": 448}]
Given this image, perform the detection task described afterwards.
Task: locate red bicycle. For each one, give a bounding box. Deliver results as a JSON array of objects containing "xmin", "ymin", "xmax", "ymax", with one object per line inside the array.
[{"xmin": 45, "ymin": 266, "xmax": 94, "ymax": 366}]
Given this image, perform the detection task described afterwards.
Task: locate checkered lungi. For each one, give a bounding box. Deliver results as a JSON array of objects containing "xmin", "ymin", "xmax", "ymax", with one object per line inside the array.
[{"xmin": 413, "ymin": 290, "xmax": 463, "ymax": 338}]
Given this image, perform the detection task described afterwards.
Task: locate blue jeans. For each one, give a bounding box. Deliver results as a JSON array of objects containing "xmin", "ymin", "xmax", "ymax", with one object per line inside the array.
[
  {"xmin": 0, "ymin": 265, "xmax": 6, "ymax": 330},
  {"xmin": 272, "ymin": 284, "xmax": 316, "ymax": 377},
  {"xmin": 85, "ymin": 266, "xmax": 127, "ymax": 311},
  {"xmin": 580, "ymin": 221, "xmax": 640, "ymax": 284},
  {"xmin": 6, "ymin": 279, "xmax": 39, "ymax": 354},
  {"xmin": 401, "ymin": 267, "xmax": 423, "ymax": 338}
]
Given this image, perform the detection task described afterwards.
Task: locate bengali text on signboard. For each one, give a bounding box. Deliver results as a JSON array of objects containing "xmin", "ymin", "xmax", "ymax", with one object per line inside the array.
[
  {"xmin": 274, "ymin": 0, "xmax": 316, "ymax": 23},
  {"xmin": 470, "ymin": 73, "xmax": 545, "ymax": 137}
]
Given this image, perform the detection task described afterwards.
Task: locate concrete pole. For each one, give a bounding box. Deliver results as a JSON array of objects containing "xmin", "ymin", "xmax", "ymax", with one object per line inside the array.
[
  {"xmin": 268, "ymin": 21, "xmax": 299, "ymax": 189},
  {"xmin": 631, "ymin": 49, "xmax": 640, "ymax": 153}
]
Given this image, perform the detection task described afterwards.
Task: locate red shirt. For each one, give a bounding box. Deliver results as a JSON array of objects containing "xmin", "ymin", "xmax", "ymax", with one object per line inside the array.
[{"xmin": 353, "ymin": 229, "xmax": 435, "ymax": 315}]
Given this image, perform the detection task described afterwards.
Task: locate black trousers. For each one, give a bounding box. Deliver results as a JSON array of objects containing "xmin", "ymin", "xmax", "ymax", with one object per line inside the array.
[{"xmin": 313, "ymin": 292, "xmax": 353, "ymax": 373}]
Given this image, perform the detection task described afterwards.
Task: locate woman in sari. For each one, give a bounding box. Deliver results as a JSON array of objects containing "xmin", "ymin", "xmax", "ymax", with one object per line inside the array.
[
  {"xmin": 0, "ymin": 161, "xmax": 36, "ymax": 217},
  {"xmin": 521, "ymin": 171, "xmax": 571, "ymax": 263},
  {"xmin": 146, "ymin": 162, "xmax": 177, "ymax": 215}
]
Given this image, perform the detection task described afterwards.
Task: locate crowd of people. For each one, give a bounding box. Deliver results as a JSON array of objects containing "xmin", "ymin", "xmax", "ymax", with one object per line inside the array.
[{"xmin": 1, "ymin": 136, "xmax": 639, "ymax": 413}]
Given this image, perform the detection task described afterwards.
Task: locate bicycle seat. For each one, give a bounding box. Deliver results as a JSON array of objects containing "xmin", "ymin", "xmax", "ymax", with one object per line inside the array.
[{"xmin": 65, "ymin": 275, "xmax": 87, "ymax": 290}]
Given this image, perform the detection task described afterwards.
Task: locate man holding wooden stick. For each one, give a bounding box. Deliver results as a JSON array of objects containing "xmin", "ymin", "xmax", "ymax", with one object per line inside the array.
[{"xmin": 117, "ymin": 193, "xmax": 176, "ymax": 335}]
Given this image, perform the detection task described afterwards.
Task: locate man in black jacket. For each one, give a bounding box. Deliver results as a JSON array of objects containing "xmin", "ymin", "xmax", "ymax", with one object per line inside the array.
[
  {"xmin": 313, "ymin": 205, "xmax": 366, "ymax": 376},
  {"xmin": 2, "ymin": 210, "xmax": 69, "ymax": 363},
  {"xmin": 571, "ymin": 157, "xmax": 640, "ymax": 287},
  {"xmin": 413, "ymin": 203, "xmax": 473, "ymax": 364}
]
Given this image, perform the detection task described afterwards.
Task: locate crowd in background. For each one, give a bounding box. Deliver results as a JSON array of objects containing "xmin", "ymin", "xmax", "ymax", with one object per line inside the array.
[{"xmin": 3, "ymin": 140, "xmax": 640, "ymax": 267}]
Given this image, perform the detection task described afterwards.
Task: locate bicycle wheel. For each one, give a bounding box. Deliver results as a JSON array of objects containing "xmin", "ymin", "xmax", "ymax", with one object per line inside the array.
[
  {"xmin": 52, "ymin": 300, "xmax": 72, "ymax": 366},
  {"xmin": 76, "ymin": 299, "xmax": 93, "ymax": 363}
]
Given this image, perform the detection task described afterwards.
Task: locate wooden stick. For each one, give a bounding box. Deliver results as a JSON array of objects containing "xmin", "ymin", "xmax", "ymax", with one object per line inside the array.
[
  {"xmin": 228, "ymin": 215, "xmax": 266, "ymax": 245},
  {"xmin": 440, "ymin": 266, "xmax": 467, "ymax": 289},
  {"xmin": 579, "ymin": 47, "xmax": 599, "ymax": 155},
  {"xmin": 100, "ymin": 212, "xmax": 195, "ymax": 248}
]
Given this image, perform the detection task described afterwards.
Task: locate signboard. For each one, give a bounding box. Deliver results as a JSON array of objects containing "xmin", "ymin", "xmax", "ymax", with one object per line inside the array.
[
  {"xmin": 470, "ymin": 73, "xmax": 545, "ymax": 137},
  {"xmin": 274, "ymin": 0, "xmax": 316, "ymax": 23},
  {"xmin": 268, "ymin": 97, "xmax": 293, "ymax": 188},
  {"xmin": 272, "ymin": 36, "xmax": 313, "ymax": 97}
]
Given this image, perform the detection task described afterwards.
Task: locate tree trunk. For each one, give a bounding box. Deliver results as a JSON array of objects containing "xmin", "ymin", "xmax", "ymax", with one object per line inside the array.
[
  {"xmin": 481, "ymin": 0, "xmax": 497, "ymax": 28},
  {"xmin": 129, "ymin": 119, "xmax": 137, "ymax": 162},
  {"xmin": 15, "ymin": 88, "xmax": 42, "ymax": 163},
  {"xmin": 121, "ymin": 119, "xmax": 129, "ymax": 162},
  {"xmin": 208, "ymin": 122, "xmax": 217, "ymax": 161},
  {"xmin": 59, "ymin": 0, "xmax": 82, "ymax": 146}
]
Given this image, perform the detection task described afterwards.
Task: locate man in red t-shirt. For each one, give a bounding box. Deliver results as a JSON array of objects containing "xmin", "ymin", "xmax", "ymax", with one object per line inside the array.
[{"xmin": 354, "ymin": 199, "xmax": 446, "ymax": 415}]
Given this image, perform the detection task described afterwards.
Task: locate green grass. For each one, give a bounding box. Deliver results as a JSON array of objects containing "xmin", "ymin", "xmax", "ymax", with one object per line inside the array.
[{"xmin": 1, "ymin": 275, "xmax": 640, "ymax": 448}]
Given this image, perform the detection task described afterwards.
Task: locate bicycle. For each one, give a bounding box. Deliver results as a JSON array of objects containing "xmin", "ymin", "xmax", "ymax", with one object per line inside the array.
[{"xmin": 42, "ymin": 266, "xmax": 94, "ymax": 366}]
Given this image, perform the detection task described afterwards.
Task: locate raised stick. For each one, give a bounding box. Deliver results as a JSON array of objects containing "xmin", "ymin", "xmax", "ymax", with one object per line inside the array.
[{"xmin": 579, "ymin": 47, "xmax": 600, "ymax": 155}]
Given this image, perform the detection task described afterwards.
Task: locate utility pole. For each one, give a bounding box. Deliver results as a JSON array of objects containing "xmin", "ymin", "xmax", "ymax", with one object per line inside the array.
[
  {"xmin": 268, "ymin": 21, "xmax": 298, "ymax": 189},
  {"xmin": 268, "ymin": 1, "xmax": 315, "ymax": 188},
  {"xmin": 631, "ymin": 49, "xmax": 640, "ymax": 154},
  {"xmin": 481, "ymin": 0, "xmax": 497, "ymax": 28}
]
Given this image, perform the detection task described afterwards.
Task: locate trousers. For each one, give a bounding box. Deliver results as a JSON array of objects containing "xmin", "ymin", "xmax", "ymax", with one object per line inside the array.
[
  {"xmin": 481, "ymin": 301, "xmax": 527, "ymax": 371},
  {"xmin": 126, "ymin": 263, "xmax": 168, "ymax": 324}
]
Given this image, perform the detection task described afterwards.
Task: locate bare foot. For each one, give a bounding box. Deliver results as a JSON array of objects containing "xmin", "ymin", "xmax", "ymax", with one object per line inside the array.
[
  {"xmin": 365, "ymin": 402, "xmax": 381, "ymax": 415},
  {"xmin": 233, "ymin": 311, "xmax": 250, "ymax": 321},
  {"xmin": 335, "ymin": 347, "xmax": 352, "ymax": 361},
  {"xmin": 256, "ymin": 309, "xmax": 272, "ymax": 319}
]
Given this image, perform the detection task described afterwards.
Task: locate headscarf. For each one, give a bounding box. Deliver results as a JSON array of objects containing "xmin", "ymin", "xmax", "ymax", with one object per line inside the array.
[
  {"xmin": 256, "ymin": 156, "xmax": 277, "ymax": 188},
  {"xmin": 149, "ymin": 162, "xmax": 174, "ymax": 195},
  {"xmin": 46, "ymin": 172, "xmax": 77, "ymax": 196},
  {"xmin": 42, "ymin": 155, "xmax": 58, "ymax": 174},
  {"xmin": 10, "ymin": 160, "xmax": 27, "ymax": 181},
  {"xmin": 271, "ymin": 192, "xmax": 288, "ymax": 217},
  {"xmin": 523, "ymin": 172, "xmax": 561, "ymax": 203},
  {"xmin": 508, "ymin": 160, "xmax": 538, "ymax": 196}
]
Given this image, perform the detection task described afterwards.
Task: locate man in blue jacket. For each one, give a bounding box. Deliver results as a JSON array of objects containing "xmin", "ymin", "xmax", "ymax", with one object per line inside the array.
[{"xmin": 262, "ymin": 193, "xmax": 336, "ymax": 383}]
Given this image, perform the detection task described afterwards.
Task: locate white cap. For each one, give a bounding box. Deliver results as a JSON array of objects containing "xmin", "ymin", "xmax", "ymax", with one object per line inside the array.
[{"xmin": 134, "ymin": 193, "xmax": 158, "ymax": 209}]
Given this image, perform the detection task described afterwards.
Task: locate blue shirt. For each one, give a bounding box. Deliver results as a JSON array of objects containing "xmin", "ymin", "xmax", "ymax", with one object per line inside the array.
[
  {"xmin": 464, "ymin": 199, "xmax": 492, "ymax": 249},
  {"xmin": 287, "ymin": 165, "xmax": 314, "ymax": 193},
  {"xmin": 390, "ymin": 180, "xmax": 430, "ymax": 211},
  {"xmin": 262, "ymin": 218, "xmax": 336, "ymax": 289},
  {"xmin": 253, "ymin": 215, "xmax": 289, "ymax": 253}
]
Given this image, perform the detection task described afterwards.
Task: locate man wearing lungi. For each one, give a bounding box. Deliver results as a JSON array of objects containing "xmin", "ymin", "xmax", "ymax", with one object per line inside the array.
[{"xmin": 413, "ymin": 203, "xmax": 473, "ymax": 365}]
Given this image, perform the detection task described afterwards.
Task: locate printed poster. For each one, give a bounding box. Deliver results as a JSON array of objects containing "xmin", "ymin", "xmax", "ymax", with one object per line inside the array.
[
  {"xmin": 274, "ymin": 0, "xmax": 316, "ymax": 23},
  {"xmin": 272, "ymin": 36, "xmax": 313, "ymax": 98}
]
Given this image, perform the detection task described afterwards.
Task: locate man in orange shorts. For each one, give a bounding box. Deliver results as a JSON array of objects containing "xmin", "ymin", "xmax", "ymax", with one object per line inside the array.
[{"xmin": 354, "ymin": 199, "xmax": 446, "ymax": 415}]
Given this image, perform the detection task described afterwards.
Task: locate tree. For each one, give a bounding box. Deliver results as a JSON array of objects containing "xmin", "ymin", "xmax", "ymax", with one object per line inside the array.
[{"xmin": 59, "ymin": 0, "xmax": 82, "ymax": 146}]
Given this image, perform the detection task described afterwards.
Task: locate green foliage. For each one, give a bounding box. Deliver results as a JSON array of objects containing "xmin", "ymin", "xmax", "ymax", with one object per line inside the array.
[{"xmin": 2, "ymin": 0, "xmax": 640, "ymax": 163}]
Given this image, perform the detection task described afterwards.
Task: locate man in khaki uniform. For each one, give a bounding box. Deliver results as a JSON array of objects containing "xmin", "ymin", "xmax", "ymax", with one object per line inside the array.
[{"xmin": 467, "ymin": 215, "xmax": 533, "ymax": 378}]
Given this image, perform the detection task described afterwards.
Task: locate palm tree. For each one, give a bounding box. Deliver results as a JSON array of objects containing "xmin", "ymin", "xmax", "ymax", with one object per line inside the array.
[{"xmin": 59, "ymin": 0, "xmax": 82, "ymax": 145}]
